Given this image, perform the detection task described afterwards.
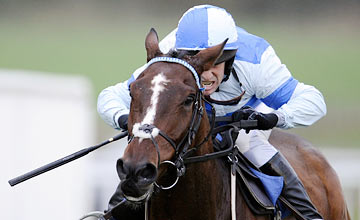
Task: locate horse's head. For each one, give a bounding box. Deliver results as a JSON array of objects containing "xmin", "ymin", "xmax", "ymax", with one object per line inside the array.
[{"xmin": 116, "ymin": 28, "xmax": 226, "ymax": 203}]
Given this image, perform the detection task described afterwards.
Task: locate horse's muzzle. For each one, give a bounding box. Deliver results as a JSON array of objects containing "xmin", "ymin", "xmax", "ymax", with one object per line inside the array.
[{"xmin": 116, "ymin": 158, "xmax": 158, "ymax": 200}]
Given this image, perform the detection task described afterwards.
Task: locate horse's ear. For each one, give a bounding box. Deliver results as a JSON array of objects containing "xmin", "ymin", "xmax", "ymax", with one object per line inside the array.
[
  {"xmin": 190, "ymin": 39, "xmax": 228, "ymax": 73},
  {"xmin": 145, "ymin": 28, "xmax": 163, "ymax": 62}
]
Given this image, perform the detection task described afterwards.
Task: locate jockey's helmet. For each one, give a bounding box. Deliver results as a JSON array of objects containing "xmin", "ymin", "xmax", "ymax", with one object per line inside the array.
[{"xmin": 175, "ymin": 5, "xmax": 238, "ymax": 70}]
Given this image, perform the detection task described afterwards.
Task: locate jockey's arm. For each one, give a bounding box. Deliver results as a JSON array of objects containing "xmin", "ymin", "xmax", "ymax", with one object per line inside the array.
[
  {"xmin": 248, "ymin": 46, "xmax": 327, "ymax": 129},
  {"xmin": 97, "ymin": 29, "xmax": 177, "ymax": 129},
  {"xmin": 97, "ymin": 79, "xmax": 131, "ymax": 130},
  {"xmin": 275, "ymin": 82, "xmax": 327, "ymax": 129}
]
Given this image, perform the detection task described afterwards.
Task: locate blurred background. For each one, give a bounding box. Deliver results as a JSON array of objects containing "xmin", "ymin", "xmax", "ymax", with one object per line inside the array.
[{"xmin": 1, "ymin": 0, "xmax": 359, "ymax": 219}]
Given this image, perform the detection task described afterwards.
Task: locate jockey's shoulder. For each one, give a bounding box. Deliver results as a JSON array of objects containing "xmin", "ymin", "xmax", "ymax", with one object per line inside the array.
[{"xmin": 234, "ymin": 26, "xmax": 271, "ymax": 64}]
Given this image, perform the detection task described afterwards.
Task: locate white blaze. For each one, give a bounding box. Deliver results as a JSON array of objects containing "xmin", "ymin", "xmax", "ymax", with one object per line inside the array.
[
  {"xmin": 143, "ymin": 72, "xmax": 168, "ymax": 124},
  {"xmin": 132, "ymin": 72, "xmax": 169, "ymax": 139}
]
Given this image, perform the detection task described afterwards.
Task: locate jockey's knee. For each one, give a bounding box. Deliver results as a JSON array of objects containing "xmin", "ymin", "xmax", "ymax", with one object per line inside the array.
[{"xmin": 237, "ymin": 129, "xmax": 277, "ymax": 168}]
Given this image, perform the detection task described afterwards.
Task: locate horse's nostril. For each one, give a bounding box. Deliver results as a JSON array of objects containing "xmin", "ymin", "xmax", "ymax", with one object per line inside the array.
[
  {"xmin": 117, "ymin": 159, "xmax": 157, "ymax": 183},
  {"xmin": 137, "ymin": 163, "xmax": 157, "ymax": 183},
  {"xmin": 116, "ymin": 158, "xmax": 128, "ymax": 179}
]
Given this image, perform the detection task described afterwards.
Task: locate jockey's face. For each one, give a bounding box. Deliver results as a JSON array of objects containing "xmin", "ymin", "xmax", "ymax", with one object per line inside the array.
[{"xmin": 201, "ymin": 62, "xmax": 225, "ymax": 96}]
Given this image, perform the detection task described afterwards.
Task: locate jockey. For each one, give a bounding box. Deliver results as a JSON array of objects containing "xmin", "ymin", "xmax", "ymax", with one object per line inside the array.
[{"xmin": 97, "ymin": 5, "xmax": 326, "ymax": 220}]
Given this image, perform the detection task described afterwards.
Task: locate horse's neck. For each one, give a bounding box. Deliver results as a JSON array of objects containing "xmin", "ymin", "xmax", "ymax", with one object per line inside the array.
[
  {"xmin": 150, "ymin": 121, "xmax": 232, "ymax": 219},
  {"xmin": 149, "ymin": 118, "xmax": 267, "ymax": 220}
]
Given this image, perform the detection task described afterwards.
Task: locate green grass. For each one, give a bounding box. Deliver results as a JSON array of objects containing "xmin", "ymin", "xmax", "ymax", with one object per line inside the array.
[
  {"xmin": 0, "ymin": 24, "xmax": 149, "ymax": 94},
  {"xmin": 1, "ymin": 21, "xmax": 359, "ymax": 147}
]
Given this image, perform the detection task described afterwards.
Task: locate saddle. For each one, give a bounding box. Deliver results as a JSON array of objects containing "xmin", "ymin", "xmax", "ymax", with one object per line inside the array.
[
  {"xmin": 235, "ymin": 150, "xmax": 286, "ymax": 217},
  {"xmin": 213, "ymin": 129, "xmax": 276, "ymax": 214},
  {"xmin": 212, "ymin": 123, "xmax": 303, "ymax": 220}
]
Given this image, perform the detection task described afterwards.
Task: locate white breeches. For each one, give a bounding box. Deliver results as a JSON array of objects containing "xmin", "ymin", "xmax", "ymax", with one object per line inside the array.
[{"xmin": 235, "ymin": 102, "xmax": 278, "ymax": 168}]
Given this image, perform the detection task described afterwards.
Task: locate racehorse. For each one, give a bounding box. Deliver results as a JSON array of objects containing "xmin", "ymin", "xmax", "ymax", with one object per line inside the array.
[{"xmin": 115, "ymin": 28, "xmax": 350, "ymax": 220}]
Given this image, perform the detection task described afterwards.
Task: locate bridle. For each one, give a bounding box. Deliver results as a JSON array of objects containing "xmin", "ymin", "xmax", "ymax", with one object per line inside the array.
[
  {"xmin": 127, "ymin": 56, "xmax": 249, "ymax": 192},
  {"xmin": 127, "ymin": 56, "xmax": 216, "ymax": 190}
]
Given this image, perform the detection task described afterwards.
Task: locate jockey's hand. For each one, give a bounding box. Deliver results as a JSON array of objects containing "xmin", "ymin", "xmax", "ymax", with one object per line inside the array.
[
  {"xmin": 118, "ymin": 114, "xmax": 129, "ymax": 130},
  {"xmin": 232, "ymin": 106, "xmax": 256, "ymax": 121},
  {"xmin": 249, "ymin": 112, "xmax": 278, "ymax": 130}
]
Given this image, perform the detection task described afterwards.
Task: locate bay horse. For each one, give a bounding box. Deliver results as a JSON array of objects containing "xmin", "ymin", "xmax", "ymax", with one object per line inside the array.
[{"xmin": 115, "ymin": 28, "xmax": 350, "ymax": 220}]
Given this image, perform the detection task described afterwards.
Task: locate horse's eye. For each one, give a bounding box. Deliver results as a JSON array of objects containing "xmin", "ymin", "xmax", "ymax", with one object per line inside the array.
[{"xmin": 184, "ymin": 94, "xmax": 195, "ymax": 106}]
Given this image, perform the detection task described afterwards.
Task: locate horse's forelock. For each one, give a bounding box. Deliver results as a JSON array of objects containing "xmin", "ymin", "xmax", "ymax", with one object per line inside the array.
[
  {"xmin": 165, "ymin": 49, "xmax": 203, "ymax": 76},
  {"xmin": 167, "ymin": 49, "xmax": 198, "ymax": 60}
]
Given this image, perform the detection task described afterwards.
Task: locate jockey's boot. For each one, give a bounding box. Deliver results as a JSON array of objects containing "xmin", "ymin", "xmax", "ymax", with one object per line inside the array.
[
  {"xmin": 107, "ymin": 184, "xmax": 145, "ymax": 220},
  {"xmin": 260, "ymin": 152, "xmax": 323, "ymax": 220}
]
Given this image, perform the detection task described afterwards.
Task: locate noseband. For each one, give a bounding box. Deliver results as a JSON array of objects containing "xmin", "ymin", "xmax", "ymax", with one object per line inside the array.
[{"xmin": 128, "ymin": 57, "xmax": 215, "ymax": 190}]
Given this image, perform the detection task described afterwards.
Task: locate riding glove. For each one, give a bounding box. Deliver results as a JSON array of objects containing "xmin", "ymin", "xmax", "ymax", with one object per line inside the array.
[
  {"xmin": 232, "ymin": 106, "xmax": 278, "ymax": 130},
  {"xmin": 118, "ymin": 114, "xmax": 129, "ymax": 130},
  {"xmin": 248, "ymin": 111, "xmax": 278, "ymax": 130},
  {"xmin": 231, "ymin": 106, "xmax": 255, "ymax": 121}
]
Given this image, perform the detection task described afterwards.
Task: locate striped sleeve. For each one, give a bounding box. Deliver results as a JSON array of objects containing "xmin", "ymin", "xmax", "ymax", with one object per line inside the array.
[{"xmin": 254, "ymin": 46, "xmax": 326, "ymax": 129}]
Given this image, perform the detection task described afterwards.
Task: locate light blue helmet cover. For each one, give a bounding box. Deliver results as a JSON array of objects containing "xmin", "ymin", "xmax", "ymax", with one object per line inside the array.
[{"xmin": 176, "ymin": 5, "xmax": 238, "ymax": 51}]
